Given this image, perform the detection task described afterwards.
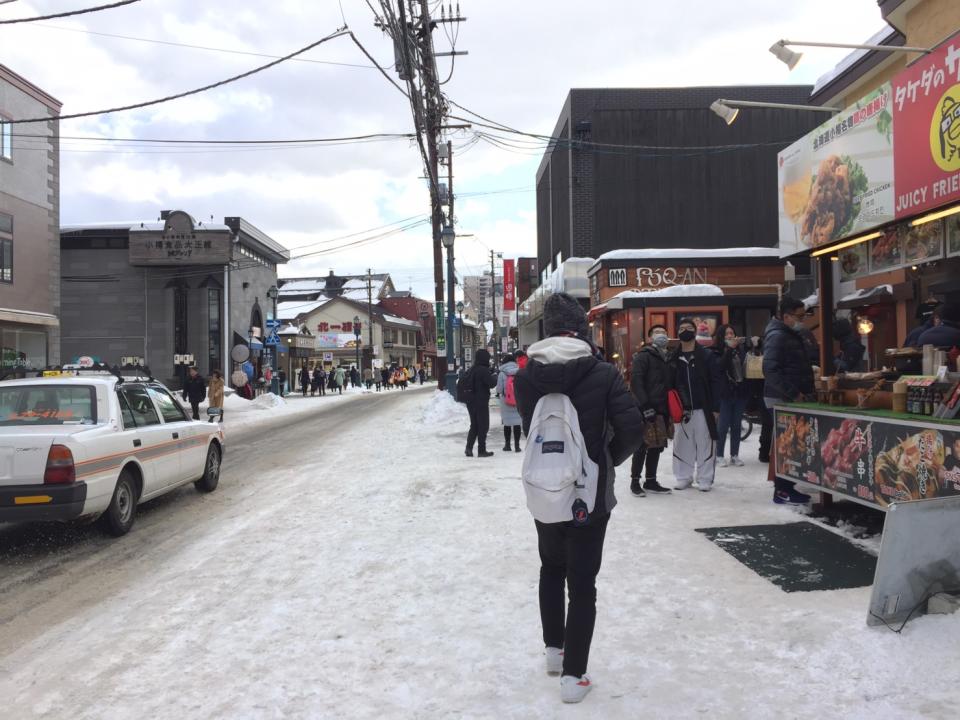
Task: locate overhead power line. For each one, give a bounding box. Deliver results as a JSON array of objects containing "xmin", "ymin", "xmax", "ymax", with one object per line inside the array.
[
  {"xmin": 6, "ymin": 27, "xmax": 351, "ymax": 124},
  {"xmin": 0, "ymin": 0, "xmax": 141, "ymax": 24},
  {"xmin": 12, "ymin": 131, "xmax": 415, "ymax": 145}
]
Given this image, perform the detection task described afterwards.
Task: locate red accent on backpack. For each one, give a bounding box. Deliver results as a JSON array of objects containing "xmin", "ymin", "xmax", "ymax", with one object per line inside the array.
[
  {"xmin": 505, "ymin": 375, "xmax": 517, "ymax": 407},
  {"xmin": 667, "ymin": 389, "xmax": 684, "ymax": 424}
]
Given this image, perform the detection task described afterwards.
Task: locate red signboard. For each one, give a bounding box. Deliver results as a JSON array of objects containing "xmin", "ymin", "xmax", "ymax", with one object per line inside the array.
[
  {"xmin": 893, "ymin": 32, "xmax": 960, "ymax": 219},
  {"xmin": 502, "ymin": 259, "xmax": 516, "ymax": 311}
]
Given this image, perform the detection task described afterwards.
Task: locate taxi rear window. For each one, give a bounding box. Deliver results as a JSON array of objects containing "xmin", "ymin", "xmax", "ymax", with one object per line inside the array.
[{"xmin": 0, "ymin": 385, "xmax": 97, "ymax": 425}]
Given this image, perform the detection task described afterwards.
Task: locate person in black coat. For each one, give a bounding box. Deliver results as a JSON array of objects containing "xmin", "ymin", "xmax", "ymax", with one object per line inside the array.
[
  {"xmin": 833, "ymin": 317, "xmax": 866, "ymax": 373},
  {"xmin": 181, "ymin": 366, "xmax": 207, "ymax": 420},
  {"xmin": 514, "ymin": 292, "xmax": 643, "ymax": 695},
  {"xmin": 462, "ymin": 348, "xmax": 498, "ymax": 457},
  {"xmin": 712, "ymin": 324, "xmax": 751, "ymax": 467},
  {"xmin": 628, "ymin": 325, "xmax": 674, "ymax": 496},
  {"xmin": 763, "ymin": 296, "xmax": 815, "ymax": 505},
  {"xmin": 299, "ymin": 365, "xmax": 310, "ymax": 396},
  {"xmin": 917, "ymin": 302, "xmax": 960, "ymax": 348},
  {"xmin": 672, "ymin": 318, "xmax": 724, "ymax": 491},
  {"xmin": 277, "ymin": 369, "xmax": 287, "ymax": 397},
  {"xmin": 904, "ymin": 302, "xmax": 939, "ymax": 348}
]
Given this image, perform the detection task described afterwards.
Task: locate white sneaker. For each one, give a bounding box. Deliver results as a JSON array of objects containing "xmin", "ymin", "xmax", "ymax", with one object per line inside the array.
[
  {"xmin": 718, "ymin": 457, "xmax": 729, "ymax": 467},
  {"xmin": 561, "ymin": 674, "xmax": 593, "ymax": 703},
  {"xmin": 698, "ymin": 483, "xmax": 713, "ymax": 492},
  {"xmin": 731, "ymin": 456, "xmax": 745, "ymax": 467},
  {"xmin": 545, "ymin": 647, "xmax": 563, "ymax": 676},
  {"xmin": 675, "ymin": 477, "xmax": 694, "ymax": 490}
]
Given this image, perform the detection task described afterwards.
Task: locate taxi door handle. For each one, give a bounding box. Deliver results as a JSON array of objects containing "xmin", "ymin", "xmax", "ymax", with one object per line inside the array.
[
  {"xmin": 133, "ymin": 439, "xmax": 142, "ymax": 447},
  {"xmin": 172, "ymin": 432, "xmax": 180, "ymax": 439}
]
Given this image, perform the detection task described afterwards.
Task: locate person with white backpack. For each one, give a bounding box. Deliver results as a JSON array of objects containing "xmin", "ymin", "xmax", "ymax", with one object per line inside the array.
[
  {"xmin": 496, "ymin": 353, "xmax": 523, "ymax": 452},
  {"xmin": 514, "ymin": 293, "xmax": 643, "ymax": 704}
]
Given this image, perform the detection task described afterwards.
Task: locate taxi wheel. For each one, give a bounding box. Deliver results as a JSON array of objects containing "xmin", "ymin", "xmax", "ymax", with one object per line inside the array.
[
  {"xmin": 195, "ymin": 444, "xmax": 221, "ymax": 493},
  {"xmin": 100, "ymin": 469, "xmax": 138, "ymax": 537}
]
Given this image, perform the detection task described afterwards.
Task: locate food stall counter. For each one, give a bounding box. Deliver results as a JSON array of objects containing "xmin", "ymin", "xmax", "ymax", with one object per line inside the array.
[{"xmin": 774, "ymin": 402, "xmax": 960, "ymax": 512}]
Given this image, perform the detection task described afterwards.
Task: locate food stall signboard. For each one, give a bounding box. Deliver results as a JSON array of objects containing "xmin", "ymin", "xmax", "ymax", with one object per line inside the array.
[
  {"xmin": 778, "ymin": 83, "xmax": 895, "ymax": 257},
  {"xmin": 868, "ymin": 220, "xmax": 944, "ymax": 273},
  {"xmin": 775, "ymin": 406, "xmax": 960, "ymax": 510}
]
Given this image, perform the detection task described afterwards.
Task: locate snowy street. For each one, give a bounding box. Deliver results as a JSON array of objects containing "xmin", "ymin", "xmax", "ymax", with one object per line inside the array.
[{"xmin": 2, "ymin": 389, "xmax": 960, "ymax": 719}]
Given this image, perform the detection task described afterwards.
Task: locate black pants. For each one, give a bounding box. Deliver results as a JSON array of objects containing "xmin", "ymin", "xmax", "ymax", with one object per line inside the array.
[
  {"xmin": 535, "ymin": 515, "xmax": 609, "ymax": 678},
  {"xmin": 466, "ymin": 402, "xmax": 490, "ymax": 452},
  {"xmin": 630, "ymin": 445, "xmax": 662, "ymax": 482},
  {"xmin": 503, "ymin": 425, "xmax": 521, "ymax": 449},
  {"xmin": 759, "ymin": 406, "xmax": 773, "ymax": 460},
  {"xmin": 189, "ymin": 401, "xmax": 200, "ymax": 421}
]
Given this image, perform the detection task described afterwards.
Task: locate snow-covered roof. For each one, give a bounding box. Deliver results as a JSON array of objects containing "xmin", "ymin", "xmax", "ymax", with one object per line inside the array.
[
  {"xmin": 381, "ymin": 313, "xmax": 421, "ymax": 328},
  {"xmin": 606, "ymin": 285, "xmax": 725, "ymax": 308},
  {"xmin": 812, "ymin": 26, "xmax": 898, "ymax": 96},
  {"xmin": 597, "ymin": 247, "xmax": 780, "ymax": 262},
  {"xmin": 61, "ymin": 220, "xmax": 231, "ymax": 233},
  {"xmin": 839, "ymin": 285, "xmax": 893, "ymax": 303},
  {"xmin": 277, "ymin": 324, "xmax": 304, "ymax": 336}
]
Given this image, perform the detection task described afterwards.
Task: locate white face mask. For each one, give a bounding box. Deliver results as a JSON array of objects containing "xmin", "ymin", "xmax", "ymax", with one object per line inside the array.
[{"xmin": 651, "ymin": 334, "xmax": 669, "ymax": 348}]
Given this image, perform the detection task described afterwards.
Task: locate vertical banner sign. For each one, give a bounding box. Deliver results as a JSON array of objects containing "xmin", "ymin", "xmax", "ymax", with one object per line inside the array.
[
  {"xmin": 502, "ymin": 259, "xmax": 516, "ymax": 311},
  {"xmin": 892, "ymin": 33, "xmax": 960, "ymax": 219},
  {"xmin": 436, "ymin": 301, "xmax": 445, "ymax": 351}
]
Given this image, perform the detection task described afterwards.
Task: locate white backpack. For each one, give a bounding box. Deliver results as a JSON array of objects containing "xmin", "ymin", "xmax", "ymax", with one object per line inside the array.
[{"xmin": 521, "ymin": 394, "xmax": 599, "ymax": 524}]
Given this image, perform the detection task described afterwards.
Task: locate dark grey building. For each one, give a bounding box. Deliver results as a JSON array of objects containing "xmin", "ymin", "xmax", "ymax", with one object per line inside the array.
[
  {"xmin": 535, "ymin": 86, "xmax": 823, "ymax": 278},
  {"xmin": 0, "ymin": 64, "xmax": 61, "ymax": 371},
  {"xmin": 60, "ymin": 210, "xmax": 289, "ymax": 387}
]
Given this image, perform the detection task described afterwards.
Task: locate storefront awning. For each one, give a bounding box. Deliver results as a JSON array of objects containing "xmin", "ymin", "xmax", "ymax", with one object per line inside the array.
[
  {"xmin": 249, "ymin": 338, "xmax": 264, "ymax": 350},
  {"xmin": 836, "ymin": 282, "xmax": 913, "ymax": 310},
  {"xmin": 0, "ymin": 308, "xmax": 60, "ymax": 327},
  {"xmin": 587, "ymin": 303, "xmax": 608, "ymax": 320}
]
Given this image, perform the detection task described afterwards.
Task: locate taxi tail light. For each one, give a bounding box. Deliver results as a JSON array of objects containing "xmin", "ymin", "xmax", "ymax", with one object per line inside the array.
[{"xmin": 44, "ymin": 444, "xmax": 76, "ymax": 485}]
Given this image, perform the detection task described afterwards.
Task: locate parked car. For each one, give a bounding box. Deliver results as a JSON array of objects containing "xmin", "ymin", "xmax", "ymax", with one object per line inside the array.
[{"xmin": 0, "ymin": 371, "xmax": 225, "ymax": 536}]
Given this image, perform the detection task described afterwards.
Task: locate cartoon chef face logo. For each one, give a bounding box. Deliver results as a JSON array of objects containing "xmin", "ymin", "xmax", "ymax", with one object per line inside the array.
[{"xmin": 931, "ymin": 86, "xmax": 960, "ymax": 172}]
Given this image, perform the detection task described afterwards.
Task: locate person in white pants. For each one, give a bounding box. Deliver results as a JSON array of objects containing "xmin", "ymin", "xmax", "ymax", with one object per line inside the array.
[{"xmin": 671, "ymin": 318, "xmax": 723, "ymax": 491}]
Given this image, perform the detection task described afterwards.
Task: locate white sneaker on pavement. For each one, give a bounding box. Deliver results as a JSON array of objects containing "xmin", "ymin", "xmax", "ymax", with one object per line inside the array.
[
  {"xmin": 718, "ymin": 457, "xmax": 729, "ymax": 467},
  {"xmin": 675, "ymin": 477, "xmax": 694, "ymax": 490},
  {"xmin": 561, "ymin": 674, "xmax": 593, "ymax": 703},
  {"xmin": 731, "ymin": 456, "xmax": 745, "ymax": 467},
  {"xmin": 545, "ymin": 647, "xmax": 563, "ymax": 676}
]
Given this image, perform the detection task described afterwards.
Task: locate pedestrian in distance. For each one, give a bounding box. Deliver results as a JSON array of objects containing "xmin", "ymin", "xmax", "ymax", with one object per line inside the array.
[
  {"xmin": 514, "ymin": 292, "xmax": 644, "ymax": 704},
  {"xmin": 461, "ymin": 348, "xmax": 497, "ymax": 457},
  {"xmin": 182, "ymin": 366, "xmax": 207, "ymax": 421},
  {"xmin": 763, "ymin": 296, "xmax": 816, "ymax": 505},
  {"xmin": 496, "ymin": 353, "xmax": 522, "ymax": 452},
  {"xmin": 300, "ymin": 365, "xmax": 310, "ymax": 397},
  {"xmin": 672, "ymin": 318, "xmax": 723, "ymax": 492},
  {"xmin": 418, "ymin": 367, "xmax": 426, "ymax": 385},
  {"xmin": 381, "ymin": 367, "xmax": 391, "ymax": 390},
  {"xmin": 334, "ymin": 366, "xmax": 345, "ymax": 395},
  {"xmin": 712, "ymin": 324, "xmax": 751, "ymax": 468},
  {"xmin": 363, "ymin": 366, "xmax": 373, "ymax": 389},
  {"xmin": 628, "ymin": 324, "xmax": 675, "ymax": 496},
  {"xmin": 277, "ymin": 369, "xmax": 287, "ymax": 398},
  {"xmin": 350, "ymin": 365, "xmax": 360, "ymax": 388},
  {"xmin": 208, "ymin": 369, "xmax": 225, "ymax": 423},
  {"xmin": 311, "ymin": 367, "xmax": 322, "ymax": 396}
]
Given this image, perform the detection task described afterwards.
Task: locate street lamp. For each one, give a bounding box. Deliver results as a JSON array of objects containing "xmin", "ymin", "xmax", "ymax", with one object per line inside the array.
[
  {"xmin": 456, "ymin": 300, "xmax": 464, "ymax": 370},
  {"xmin": 266, "ymin": 285, "xmax": 279, "ymax": 395},
  {"xmin": 769, "ymin": 39, "xmax": 932, "ymax": 71},
  {"xmin": 710, "ymin": 98, "xmax": 841, "ymax": 126},
  {"xmin": 441, "ymin": 224, "xmax": 457, "ymax": 398},
  {"xmin": 353, "ymin": 315, "xmax": 361, "ymax": 382}
]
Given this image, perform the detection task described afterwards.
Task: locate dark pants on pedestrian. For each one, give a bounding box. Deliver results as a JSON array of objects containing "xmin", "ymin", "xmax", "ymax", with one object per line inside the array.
[
  {"xmin": 759, "ymin": 406, "xmax": 773, "ymax": 461},
  {"xmin": 535, "ymin": 515, "xmax": 609, "ymax": 678},
  {"xmin": 189, "ymin": 401, "xmax": 200, "ymax": 421},
  {"xmin": 717, "ymin": 395, "xmax": 749, "ymax": 458},
  {"xmin": 630, "ymin": 445, "xmax": 662, "ymax": 481},
  {"xmin": 503, "ymin": 425, "xmax": 521, "ymax": 449},
  {"xmin": 466, "ymin": 402, "xmax": 490, "ymax": 452}
]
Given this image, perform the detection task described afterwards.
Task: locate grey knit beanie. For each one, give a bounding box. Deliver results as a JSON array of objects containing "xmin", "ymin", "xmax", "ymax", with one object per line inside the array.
[{"xmin": 543, "ymin": 292, "xmax": 589, "ymax": 338}]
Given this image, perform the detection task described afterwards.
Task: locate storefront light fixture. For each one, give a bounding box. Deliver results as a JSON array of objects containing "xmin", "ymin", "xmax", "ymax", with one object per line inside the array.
[
  {"xmin": 770, "ymin": 39, "xmax": 932, "ymax": 71},
  {"xmin": 830, "ymin": 256, "xmax": 839, "ymax": 262},
  {"xmin": 710, "ymin": 98, "xmax": 840, "ymax": 126},
  {"xmin": 810, "ymin": 230, "xmax": 882, "ymax": 258},
  {"xmin": 857, "ymin": 317, "xmax": 875, "ymax": 335},
  {"xmin": 441, "ymin": 225, "xmax": 456, "ymax": 248},
  {"xmin": 909, "ymin": 204, "xmax": 960, "ymax": 227}
]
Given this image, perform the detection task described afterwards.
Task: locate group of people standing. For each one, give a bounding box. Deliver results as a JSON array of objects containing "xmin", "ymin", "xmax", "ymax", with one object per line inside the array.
[{"xmin": 298, "ymin": 365, "xmax": 345, "ymax": 396}]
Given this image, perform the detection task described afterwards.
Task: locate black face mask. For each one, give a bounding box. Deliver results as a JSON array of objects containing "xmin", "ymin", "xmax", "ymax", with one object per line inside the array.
[{"xmin": 678, "ymin": 330, "xmax": 696, "ymax": 342}]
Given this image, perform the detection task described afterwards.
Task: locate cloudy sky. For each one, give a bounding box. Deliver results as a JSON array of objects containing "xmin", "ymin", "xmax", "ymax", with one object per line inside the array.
[{"xmin": 1, "ymin": 0, "xmax": 886, "ymax": 299}]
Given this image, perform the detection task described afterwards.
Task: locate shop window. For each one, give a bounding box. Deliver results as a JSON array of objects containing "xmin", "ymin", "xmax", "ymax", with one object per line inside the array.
[
  {"xmin": 1, "ymin": 328, "xmax": 46, "ymax": 369},
  {"xmin": 0, "ymin": 116, "xmax": 11, "ymax": 161},
  {"xmin": 208, "ymin": 288, "xmax": 221, "ymax": 374}
]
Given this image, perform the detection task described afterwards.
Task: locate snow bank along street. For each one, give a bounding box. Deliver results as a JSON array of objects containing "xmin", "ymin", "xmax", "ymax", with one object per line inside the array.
[{"xmin": 0, "ymin": 389, "xmax": 958, "ymax": 719}]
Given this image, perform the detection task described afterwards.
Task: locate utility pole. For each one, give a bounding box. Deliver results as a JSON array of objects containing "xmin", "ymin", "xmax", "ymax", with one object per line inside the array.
[
  {"xmin": 490, "ymin": 249, "xmax": 501, "ymax": 360},
  {"xmin": 367, "ymin": 268, "xmax": 374, "ymax": 374}
]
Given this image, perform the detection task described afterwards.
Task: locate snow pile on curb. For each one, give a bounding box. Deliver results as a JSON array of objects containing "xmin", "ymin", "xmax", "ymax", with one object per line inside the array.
[
  {"xmin": 422, "ymin": 390, "xmax": 467, "ymax": 427},
  {"xmin": 250, "ymin": 393, "xmax": 286, "ymax": 410}
]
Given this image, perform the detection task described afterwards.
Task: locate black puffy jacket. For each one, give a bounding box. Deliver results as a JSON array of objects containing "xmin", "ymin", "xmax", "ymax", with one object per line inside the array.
[
  {"xmin": 917, "ymin": 321, "xmax": 960, "ymax": 349},
  {"xmin": 463, "ymin": 358, "xmax": 497, "ymax": 407},
  {"xmin": 182, "ymin": 374, "xmax": 206, "ymax": 403},
  {"xmin": 762, "ymin": 318, "xmax": 815, "ymax": 401},
  {"xmin": 515, "ymin": 336, "xmax": 644, "ymax": 521},
  {"xmin": 630, "ymin": 345, "xmax": 673, "ymax": 416}
]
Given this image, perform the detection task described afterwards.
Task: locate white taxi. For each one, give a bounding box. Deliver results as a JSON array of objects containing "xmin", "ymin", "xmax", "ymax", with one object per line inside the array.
[{"xmin": 0, "ymin": 371, "xmax": 224, "ymax": 536}]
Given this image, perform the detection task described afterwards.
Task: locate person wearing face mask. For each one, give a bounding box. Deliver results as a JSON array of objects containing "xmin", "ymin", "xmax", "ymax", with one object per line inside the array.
[
  {"xmin": 672, "ymin": 318, "xmax": 723, "ymax": 492},
  {"xmin": 628, "ymin": 325, "xmax": 675, "ymax": 496},
  {"xmin": 763, "ymin": 296, "xmax": 816, "ymax": 505},
  {"xmin": 712, "ymin": 324, "xmax": 750, "ymax": 468}
]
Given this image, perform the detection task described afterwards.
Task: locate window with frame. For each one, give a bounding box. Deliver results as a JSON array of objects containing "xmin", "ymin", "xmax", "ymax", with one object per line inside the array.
[
  {"xmin": 119, "ymin": 385, "xmax": 161, "ymax": 427},
  {"xmin": 0, "ymin": 213, "xmax": 11, "ymax": 283},
  {"xmin": 148, "ymin": 386, "xmax": 188, "ymax": 423},
  {"xmin": 0, "ymin": 116, "xmax": 11, "ymax": 161}
]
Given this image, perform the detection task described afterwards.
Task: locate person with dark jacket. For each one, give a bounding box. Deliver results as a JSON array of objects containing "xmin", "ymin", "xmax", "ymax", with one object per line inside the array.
[
  {"xmin": 763, "ymin": 296, "xmax": 815, "ymax": 505},
  {"xmin": 462, "ymin": 348, "xmax": 498, "ymax": 457},
  {"xmin": 277, "ymin": 369, "xmax": 287, "ymax": 397},
  {"xmin": 628, "ymin": 325, "xmax": 674, "ymax": 496},
  {"xmin": 672, "ymin": 318, "xmax": 724, "ymax": 491},
  {"xmin": 300, "ymin": 366, "xmax": 310, "ymax": 396},
  {"xmin": 905, "ymin": 303, "xmax": 939, "ymax": 348},
  {"xmin": 917, "ymin": 302, "xmax": 960, "ymax": 348},
  {"xmin": 833, "ymin": 318, "xmax": 866, "ymax": 373},
  {"xmin": 514, "ymin": 292, "xmax": 643, "ymax": 703},
  {"xmin": 713, "ymin": 324, "xmax": 751, "ymax": 468},
  {"xmin": 312, "ymin": 367, "xmax": 325, "ymax": 396},
  {"xmin": 181, "ymin": 366, "xmax": 207, "ymax": 420}
]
